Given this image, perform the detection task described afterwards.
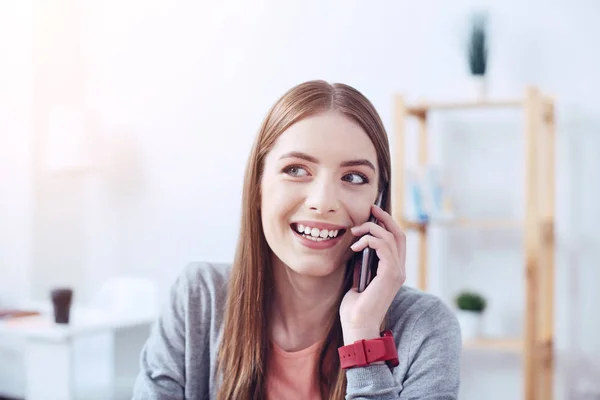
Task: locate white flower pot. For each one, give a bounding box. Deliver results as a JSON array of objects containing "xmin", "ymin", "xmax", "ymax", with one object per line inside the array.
[
  {"xmin": 456, "ymin": 310, "xmax": 483, "ymax": 341},
  {"xmin": 468, "ymin": 75, "xmax": 487, "ymax": 101}
]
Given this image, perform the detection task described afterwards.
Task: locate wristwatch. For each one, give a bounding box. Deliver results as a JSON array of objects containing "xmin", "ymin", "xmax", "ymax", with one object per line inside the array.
[{"xmin": 338, "ymin": 330, "xmax": 399, "ymax": 369}]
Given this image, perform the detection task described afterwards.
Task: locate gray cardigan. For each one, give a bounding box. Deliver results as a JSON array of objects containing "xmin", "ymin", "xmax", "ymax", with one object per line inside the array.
[{"xmin": 132, "ymin": 262, "xmax": 461, "ymax": 399}]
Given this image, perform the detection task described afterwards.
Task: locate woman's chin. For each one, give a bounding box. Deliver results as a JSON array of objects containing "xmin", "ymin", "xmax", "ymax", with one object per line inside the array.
[
  {"xmin": 286, "ymin": 261, "xmax": 346, "ymax": 279},
  {"xmin": 272, "ymin": 250, "xmax": 352, "ymax": 280}
]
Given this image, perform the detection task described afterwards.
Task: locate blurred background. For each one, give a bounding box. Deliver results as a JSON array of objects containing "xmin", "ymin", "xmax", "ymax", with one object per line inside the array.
[{"xmin": 1, "ymin": 0, "xmax": 599, "ymax": 399}]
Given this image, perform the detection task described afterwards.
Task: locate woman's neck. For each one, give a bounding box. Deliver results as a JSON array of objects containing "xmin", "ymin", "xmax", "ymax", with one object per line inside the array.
[{"xmin": 270, "ymin": 258, "xmax": 346, "ymax": 352}]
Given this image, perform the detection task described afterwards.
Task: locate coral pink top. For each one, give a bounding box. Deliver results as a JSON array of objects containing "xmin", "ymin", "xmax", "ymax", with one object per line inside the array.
[{"xmin": 266, "ymin": 340, "xmax": 324, "ymax": 400}]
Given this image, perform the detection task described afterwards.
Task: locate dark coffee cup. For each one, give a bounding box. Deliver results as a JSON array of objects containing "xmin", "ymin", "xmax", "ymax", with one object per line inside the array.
[{"xmin": 51, "ymin": 288, "xmax": 73, "ymax": 324}]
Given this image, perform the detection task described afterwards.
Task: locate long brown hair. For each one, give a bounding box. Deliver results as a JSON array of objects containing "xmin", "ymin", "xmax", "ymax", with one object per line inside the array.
[{"xmin": 216, "ymin": 80, "xmax": 392, "ymax": 400}]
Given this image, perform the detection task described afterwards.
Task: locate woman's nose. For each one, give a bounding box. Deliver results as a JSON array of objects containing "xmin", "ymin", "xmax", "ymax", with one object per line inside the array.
[{"xmin": 305, "ymin": 180, "xmax": 340, "ymax": 214}]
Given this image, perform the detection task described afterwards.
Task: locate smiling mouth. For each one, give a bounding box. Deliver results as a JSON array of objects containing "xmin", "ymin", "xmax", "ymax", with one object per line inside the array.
[{"xmin": 290, "ymin": 223, "xmax": 347, "ymax": 242}]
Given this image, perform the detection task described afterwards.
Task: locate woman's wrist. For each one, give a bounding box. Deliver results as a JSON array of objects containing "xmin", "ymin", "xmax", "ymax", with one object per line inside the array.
[
  {"xmin": 342, "ymin": 326, "xmax": 382, "ymax": 345},
  {"xmin": 341, "ymin": 327, "xmax": 386, "ymax": 366}
]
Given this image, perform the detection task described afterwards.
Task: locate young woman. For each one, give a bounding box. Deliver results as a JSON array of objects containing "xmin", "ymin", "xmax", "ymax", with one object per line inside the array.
[{"xmin": 132, "ymin": 81, "xmax": 461, "ymax": 399}]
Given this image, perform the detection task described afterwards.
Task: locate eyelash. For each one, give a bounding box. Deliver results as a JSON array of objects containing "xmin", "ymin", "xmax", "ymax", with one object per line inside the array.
[{"xmin": 282, "ymin": 165, "xmax": 370, "ymax": 184}]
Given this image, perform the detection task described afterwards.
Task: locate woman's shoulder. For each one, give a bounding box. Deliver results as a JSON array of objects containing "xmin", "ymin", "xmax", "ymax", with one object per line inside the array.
[
  {"xmin": 177, "ymin": 261, "xmax": 233, "ymax": 290},
  {"xmin": 169, "ymin": 261, "xmax": 233, "ymax": 311},
  {"xmin": 387, "ymin": 285, "xmax": 461, "ymax": 341}
]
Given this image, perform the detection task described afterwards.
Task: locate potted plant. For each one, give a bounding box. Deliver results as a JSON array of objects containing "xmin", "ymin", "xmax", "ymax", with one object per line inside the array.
[
  {"xmin": 466, "ymin": 12, "xmax": 489, "ymax": 100},
  {"xmin": 455, "ymin": 291, "xmax": 486, "ymax": 341}
]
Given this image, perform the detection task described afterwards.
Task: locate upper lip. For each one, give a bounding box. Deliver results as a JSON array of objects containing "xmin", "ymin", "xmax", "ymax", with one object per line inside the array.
[{"xmin": 291, "ymin": 221, "xmax": 348, "ymax": 231}]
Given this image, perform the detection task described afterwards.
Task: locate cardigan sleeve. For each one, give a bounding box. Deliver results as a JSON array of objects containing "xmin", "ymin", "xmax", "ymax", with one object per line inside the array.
[
  {"xmin": 344, "ymin": 300, "xmax": 462, "ymax": 399},
  {"xmin": 131, "ymin": 272, "xmax": 188, "ymax": 400}
]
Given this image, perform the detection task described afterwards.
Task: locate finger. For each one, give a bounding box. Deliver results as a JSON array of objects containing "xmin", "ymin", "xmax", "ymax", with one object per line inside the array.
[
  {"xmin": 350, "ymin": 234, "xmax": 386, "ymax": 252},
  {"xmin": 350, "ymin": 237, "xmax": 396, "ymax": 268},
  {"xmin": 371, "ymin": 205, "xmax": 407, "ymax": 250},
  {"xmin": 351, "ymin": 222, "xmax": 394, "ymax": 243},
  {"xmin": 350, "ymin": 235, "xmax": 403, "ymax": 280},
  {"xmin": 369, "ymin": 259, "xmax": 407, "ymax": 293},
  {"xmin": 371, "ymin": 204, "xmax": 403, "ymax": 238}
]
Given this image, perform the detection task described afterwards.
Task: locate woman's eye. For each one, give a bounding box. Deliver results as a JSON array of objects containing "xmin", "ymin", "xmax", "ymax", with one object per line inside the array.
[
  {"xmin": 283, "ymin": 165, "xmax": 309, "ymax": 177},
  {"xmin": 343, "ymin": 172, "xmax": 369, "ymax": 184}
]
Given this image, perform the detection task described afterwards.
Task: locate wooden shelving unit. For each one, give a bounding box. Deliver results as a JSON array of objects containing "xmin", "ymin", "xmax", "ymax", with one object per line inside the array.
[{"xmin": 393, "ymin": 87, "xmax": 556, "ymax": 400}]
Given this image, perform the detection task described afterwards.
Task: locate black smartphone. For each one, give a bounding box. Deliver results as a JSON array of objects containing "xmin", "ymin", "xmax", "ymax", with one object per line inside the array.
[{"xmin": 357, "ymin": 188, "xmax": 387, "ymax": 293}]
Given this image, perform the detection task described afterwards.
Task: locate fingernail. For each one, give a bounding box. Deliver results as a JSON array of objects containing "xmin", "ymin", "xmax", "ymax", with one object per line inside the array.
[{"xmin": 351, "ymin": 226, "xmax": 357, "ymax": 232}]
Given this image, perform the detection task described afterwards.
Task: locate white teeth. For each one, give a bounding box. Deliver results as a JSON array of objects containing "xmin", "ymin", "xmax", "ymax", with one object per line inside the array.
[
  {"xmin": 293, "ymin": 224, "xmax": 342, "ymax": 239},
  {"xmin": 305, "ymin": 235, "xmax": 327, "ymax": 242}
]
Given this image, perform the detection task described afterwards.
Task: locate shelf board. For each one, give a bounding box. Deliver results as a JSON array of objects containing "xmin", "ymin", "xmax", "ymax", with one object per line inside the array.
[
  {"xmin": 400, "ymin": 218, "xmax": 522, "ymax": 230},
  {"xmin": 406, "ymin": 99, "xmax": 523, "ymax": 116},
  {"xmin": 463, "ymin": 337, "xmax": 523, "ymax": 352}
]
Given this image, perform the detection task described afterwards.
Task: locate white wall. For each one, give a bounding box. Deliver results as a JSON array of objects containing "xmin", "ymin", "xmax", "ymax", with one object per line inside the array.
[
  {"xmin": 1, "ymin": 0, "xmax": 599, "ymax": 398},
  {"xmin": 0, "ymin": 0, "xmax": 34, "ymax": 306}
]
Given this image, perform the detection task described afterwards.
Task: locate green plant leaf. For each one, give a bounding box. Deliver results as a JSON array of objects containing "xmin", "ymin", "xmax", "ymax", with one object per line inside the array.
[{"xmin": 455, "ymin": 291, "xmax": 487, "ymax": 312}]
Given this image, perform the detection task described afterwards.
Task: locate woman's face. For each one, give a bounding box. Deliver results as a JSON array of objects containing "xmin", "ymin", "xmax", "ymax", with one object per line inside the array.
[{"xmin": 260, "ymin": 110, "xmax": 380, "ymax": 278}]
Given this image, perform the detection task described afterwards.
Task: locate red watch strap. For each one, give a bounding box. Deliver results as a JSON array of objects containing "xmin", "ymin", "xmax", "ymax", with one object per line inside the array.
[{"xmin": 338, "ymin": 330, "xmax": 399, "ymax": 369}]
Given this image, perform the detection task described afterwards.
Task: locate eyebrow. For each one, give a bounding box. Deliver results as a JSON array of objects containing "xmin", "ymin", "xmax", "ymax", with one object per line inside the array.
[{"xmin": 278, "ymin": 151, "xmax": 376, "ymax": 172}]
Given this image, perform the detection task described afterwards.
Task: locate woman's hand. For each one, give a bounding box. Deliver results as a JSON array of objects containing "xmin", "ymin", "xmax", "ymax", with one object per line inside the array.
[{"xmin": 339, "ymin": 203, "xmax": 407, "ymax": 344}]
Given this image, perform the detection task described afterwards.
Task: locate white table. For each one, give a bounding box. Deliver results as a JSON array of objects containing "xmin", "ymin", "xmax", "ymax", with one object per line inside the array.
[{"xmin": 0, "ymin": 306, "xmax": 155, "ymax": 400}]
